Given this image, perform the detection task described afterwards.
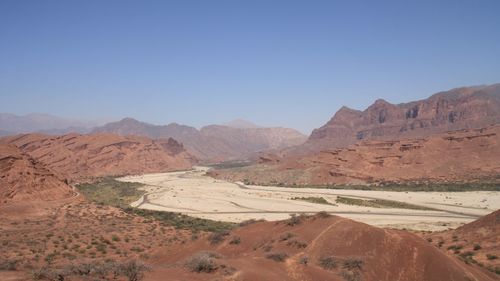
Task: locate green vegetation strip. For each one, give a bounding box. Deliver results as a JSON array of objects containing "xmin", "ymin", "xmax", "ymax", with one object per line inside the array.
[
  {"xmin": 291, "ymin": 196, "xmax": 335, "ymax": 205},
  {"xmin": 77, "ymin": 178, "xmax": 235, "ymax": 233},
  {"xmin": 76, "ymin": 177, "xmax": 146, "ymax": 208},
  {"xmin": 336, "ymin": 196, "xmax": 435, "ymax": 211},
  {"xmin": 206, "ymin": 160, "xmax": 252, "ymax": 169},
  {"xmin": 285, "ymin": 182, "xmax": 500, "ymax": 192}
]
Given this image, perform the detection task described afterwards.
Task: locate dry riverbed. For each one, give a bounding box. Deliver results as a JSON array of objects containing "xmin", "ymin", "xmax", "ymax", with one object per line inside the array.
[{"xmin": 118, "ymin": 167, "xmax": 500, "ymax": 231}]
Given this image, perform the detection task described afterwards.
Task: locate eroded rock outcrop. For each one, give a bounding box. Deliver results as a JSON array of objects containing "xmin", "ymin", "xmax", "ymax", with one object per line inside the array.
[
  {"xmin": 1, "ymin": 133, "xmax": 197, "ymax": 182},
  {"xmin": 0, "ymin": 144, "xmax": 74, "ymax": 204},
  {"xmin": 298, "ymin": 84, "xmax": 500, "ymax": 154}
]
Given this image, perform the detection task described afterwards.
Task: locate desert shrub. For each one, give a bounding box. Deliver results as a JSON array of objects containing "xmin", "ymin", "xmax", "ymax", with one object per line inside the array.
[
  {"xmin": 317, "ymin": 211, "xmax": 331, "ymax": 218},
  {"xmin": 487, "ymin": 254, "xmax": 498, "ymax": 260},
  {"xmin": 489, "ymin": 266, "xmax": 500, "ymax": 275},
  {"xmin": 447, "ymin": 244, "xmax": 463, "ymax": 251},
  {"xmin": 262, "ymin": 244, "xmax": 273, "ymax": 252},
  {"xmin": 299, "ymin": 256, "xmax": 309, "ymax": 265},
  {"xmin": 119, "ymin": 260, "xmax": 149, "ymax": 281},
  {"xmin": 291, "ymin": 197, "xmax": 334, "ymax": 205},
  {"xmin": 44, "ymin": 253, "xmax": 57, "ymax": 264},
  {"xmin": 238, "ymin": 219, "xmax": 259, "ymax": 227},
  {"xmin": 31, "ymin": 266, "xmax": 53, "ymax": 280},
  {"xmin": 266, "ymin": 252, "xmax": 289, "ymax": 262},
  {"xmin": 287, "ymin": 239, "xmax": 308, "ymax": 249},
  {"xmin": 208, "ymin": 231, "xmax": 230, "ymax": 245},
  {"xmin": 191, "ymin": 233, "xmax": 199, "ymax": 241},
  {"xmin": 31, "ymin": 266, "xmax": 65, "ymax": 281},
  {"xmin": 340, "ymin": 270, "xmax": 362, "ymax": 281},
  {"xmin": 343, "ymin": 258, "xmax": 363, "ymax": 270},
  {"xmin": 473, "ymin": 244, "xmax": 481, "ymax": 251},
  {"xmin": 286, "ymin": 214, "xmax": 302, "ymax": 226},
  {"xmin": 0, "ymin": 259, "xmax": 18, "ymax": 271},
  {"xmin": 186, "ymin": 252, "xmax": 220, "ymax": 273},
  {"xmin": 459, "ymin": 252, "xmax": 476, "ymax": 264},
  {"xmin": 229, "ymin": 236, "xmax": 241, "ymax": 245},
  {"xmin": 127, "ymin": 208, "xmax": 235, "ymax": 233},
  {"xmin": 319, "ymin": 256, "xmax": 337, "ymax": 270},
  {"xmin": 279, "ymin": 232, "xmax": 295, "ymax": 241},
  {"xmin": 65, "ymin": 263, "xmax": 92, "ymax": 276}
]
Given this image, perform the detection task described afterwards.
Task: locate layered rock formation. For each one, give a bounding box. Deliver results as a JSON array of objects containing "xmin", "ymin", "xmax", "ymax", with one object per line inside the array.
[
  {"xmin": 295, "ymin": 84, "xmax": 500, "ymax": 154},
  {"xmin": 1, "ymin": 133, "xmax": 196, "ymax": 182},
  {"xmin": 211, "ymin": 125, "xmax": 500, "ymax": 185},
  {"xmin": 0, "ymin": 144, "xmax": 74, "ymax": 204},
  {"xmin": 92, "ymin": 118, "xmax": 307, "ymax": 162}
]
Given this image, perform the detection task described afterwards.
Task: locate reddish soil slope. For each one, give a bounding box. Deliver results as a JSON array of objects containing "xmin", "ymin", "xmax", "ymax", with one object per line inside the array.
[
  {"xmin": 425, "ymin": 210, "xmax": 500, "ymax": 275},
  {"xmin": 2, "ymin": 211, "xmax": 497, "ymax": 281},
  {"xmin": 1, "ymin": 133, "xmax": 196, "ymax": 182},
  {"xmin": 148, "ymin": 214, "xmax": 497, "ymax": 281},
  {"xmin": 0, "ymin": 144, "xmax": 74, "ymax": 204},
  {"xmin": 210, "ymin": 125, "xmax": 500, "ymax": 185}
]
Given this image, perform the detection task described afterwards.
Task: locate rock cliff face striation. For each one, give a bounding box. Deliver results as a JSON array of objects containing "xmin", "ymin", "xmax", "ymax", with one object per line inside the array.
[
  {"xmin": 1, "ymin": 133, "xmax": 196, "ymax": 183},
  {"xmin": 295, "ymin": 84, "xmax": 500, "ymax": 154},
  {"xmin": 211, "ymin": 125, "xmax": 500, "ymax": 185},
  {"xmin": 210, "ymin": 84, "xmax": 500, "ymax": 186},
  {"xmin": 0, "ymin": 144, "xmax": 74, "ymax": 204}
]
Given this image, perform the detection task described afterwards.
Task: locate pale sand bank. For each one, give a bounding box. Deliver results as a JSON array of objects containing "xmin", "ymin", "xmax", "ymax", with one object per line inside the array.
[{"xmin": 118, "ymin": 166, "xmax": 500, "ymax": 231}]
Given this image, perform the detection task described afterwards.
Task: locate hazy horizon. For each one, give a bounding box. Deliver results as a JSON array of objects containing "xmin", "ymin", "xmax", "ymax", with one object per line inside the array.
[{"xmin": 1, "ymin": 1, "xmax": 499, "ymax": 133}]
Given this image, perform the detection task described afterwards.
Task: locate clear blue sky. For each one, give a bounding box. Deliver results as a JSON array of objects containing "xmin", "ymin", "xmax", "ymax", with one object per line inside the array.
[{"xmin": 1, "ymin": 0, "xmax": 499, "ymax": 133}]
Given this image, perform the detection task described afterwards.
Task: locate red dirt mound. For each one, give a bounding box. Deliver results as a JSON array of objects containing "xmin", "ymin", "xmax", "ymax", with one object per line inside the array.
[
  {"xmin": 149, "ymin": 214, "xmax": 497, "ymax": 281},
  {"xmin": 1, "ymin": 133, "xmax": 197, "ymax": 182},
  {"xmin": 426, "ymin": 210, "xmax": 500, "ymax": 275}
]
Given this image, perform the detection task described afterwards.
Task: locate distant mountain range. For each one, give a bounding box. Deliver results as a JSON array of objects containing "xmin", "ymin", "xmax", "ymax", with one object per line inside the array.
[
  {"xmin": 223, "ymin": 119, "xmax": 261, "ymax": 129},
  {"xmin": 0, "ymin": 113, "xmax": 106, "ymax": 134},
  {"xmin": 92, "ymin": 118, "xmax": 307, "ymax": 162},
  {"xmin": 3, "ymin": 83, "xmax": 499, "ymax": 164},
  {"xmin": 0, "ymin": 114, "xmax": 307, "ymax": 162}
]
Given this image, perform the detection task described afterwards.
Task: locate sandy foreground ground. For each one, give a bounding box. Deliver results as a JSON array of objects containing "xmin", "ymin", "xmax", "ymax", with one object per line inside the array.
[{"xmin": 118, "ymin": 166, "xmax": 500, "ymax": 231}]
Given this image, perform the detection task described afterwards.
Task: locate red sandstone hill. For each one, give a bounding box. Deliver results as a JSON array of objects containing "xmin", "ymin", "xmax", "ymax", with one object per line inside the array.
[
  {"xmin": 210, "ymin": 125, "xmax": 500, "ymax": 185},
  {"xmin": 288, "ymin": 83, "xmax": 500, "ymax": 156},
  {"xmin": 92, "ymin": 118, "xmax": 307, "ymax": 162},
  {"xmin": 0, "ymin": 144, "xmax": 74, "ymax": 204},
  {"xmin": 0, "ymin": 133, "xmax": 196, "ymax": 183}
]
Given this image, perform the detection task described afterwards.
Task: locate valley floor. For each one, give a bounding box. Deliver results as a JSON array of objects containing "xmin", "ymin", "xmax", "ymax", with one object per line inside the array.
[{"xmin": 119, "ymin": 167, "xmax": 500, "ymax": 231}]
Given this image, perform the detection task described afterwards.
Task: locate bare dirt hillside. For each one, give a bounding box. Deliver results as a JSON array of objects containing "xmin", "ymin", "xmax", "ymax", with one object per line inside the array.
[
  {"xmin": 0, "ymin": 133, "xmax": 196, "ymax": 183},
  {"xmin": 166, "ymin": 214, "xmax": 496, "ymax": 281},
  {"xmin": 210, "ymin": 125, "xmax": 500, "ymax": 185},
  {"xmin": 2, "ymin": 209, "xmax": 497, "ymax": 281},
  {"xmin": 425, "ymin": 210, "xmax": 500, "ymax": 275},
  {"xmin": 92, "ymin": 118, "xmax": 307, "ymax": 162},
  {"xmin": 289, "ymin": 83, "xmax": 500, "ymax": 155}
]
